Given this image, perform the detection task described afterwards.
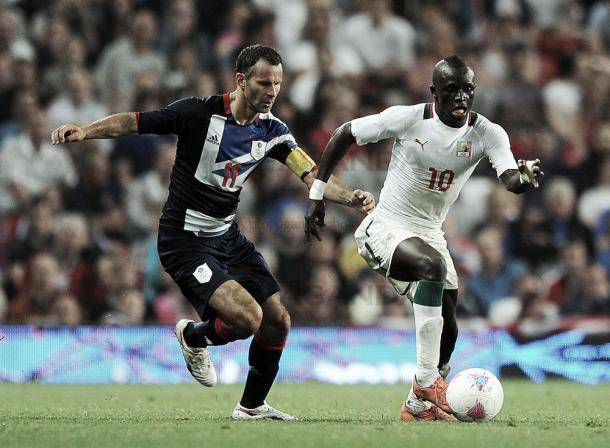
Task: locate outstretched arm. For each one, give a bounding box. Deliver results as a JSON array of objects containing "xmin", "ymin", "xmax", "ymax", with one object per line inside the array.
[
  {"xmin": 500, "ymin": 159, "xmax": 544, "ymax": 194},
  {"xmin": 273, "ymin": 139, "xmax": 374, "ymax": 239},
  {"xmin": 303, "ymin": 172, "xmax": 374, "ymax": 213},
  {"xmin": 304, "ymin": 122, "xmax": 360, "ymax": 242},
  {"xmin": 51, "ymin": 112, "xmax": 138, "ymax": 144}
]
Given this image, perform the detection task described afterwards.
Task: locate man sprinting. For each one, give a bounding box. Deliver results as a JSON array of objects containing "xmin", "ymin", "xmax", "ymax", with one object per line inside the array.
[{"xmin": 304, "ymin": 55, "xmax": 543, "ymax": 421}]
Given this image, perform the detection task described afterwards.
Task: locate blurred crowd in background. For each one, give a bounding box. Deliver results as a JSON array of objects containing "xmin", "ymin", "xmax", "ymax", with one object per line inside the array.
[{"xmin": 0, "ymin": 0, "xmax": 609, "ymax": 333}]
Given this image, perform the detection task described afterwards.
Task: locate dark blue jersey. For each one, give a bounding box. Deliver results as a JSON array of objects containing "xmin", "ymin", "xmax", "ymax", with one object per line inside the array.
[{"xmin": 137, "ymin": 94, "xmax": 300, "ymax": 235}]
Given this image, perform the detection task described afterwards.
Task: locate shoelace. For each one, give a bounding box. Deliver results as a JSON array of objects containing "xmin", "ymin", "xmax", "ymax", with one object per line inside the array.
[{"xmin": 436, "ymin": 380, "xmax": 449, "ymax": 405}]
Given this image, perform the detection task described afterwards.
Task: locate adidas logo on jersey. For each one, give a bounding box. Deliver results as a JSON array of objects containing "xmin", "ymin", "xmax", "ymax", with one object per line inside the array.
[{"xmin": 206, "ymin": 134, "xmax": 220, "ymax": 145}]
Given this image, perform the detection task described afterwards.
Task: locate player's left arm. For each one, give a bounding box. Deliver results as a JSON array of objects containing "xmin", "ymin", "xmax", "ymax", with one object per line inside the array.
[
  {"xmin": 303, "ymin": 170, "xmax": 375, "ymax": 214},
  {"xmin": 499, "ymin": 159, "xmax": 544, "ymax": 194},
  {"xmin": 278, "ymin": 145, "xmax": 375, "ymax": 214},
  {"xmin": 484, "ymin": 122, "xmax": 544, "ymax": 194}
]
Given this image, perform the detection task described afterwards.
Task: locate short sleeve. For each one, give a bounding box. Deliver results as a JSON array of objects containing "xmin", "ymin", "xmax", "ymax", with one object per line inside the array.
[
  {"xmin": 265, "ymin": 114, "xmax": 298, "ymax": 160},
  {"xmin": 350, "ymin": 105, "xmax": 416, "ymax": 145},
  {"xmin": 137, "ymin": 97, "xmax": 207, "ymax": 135},
  {"xmin": 267, "ymin": 131, "xmax": 298, "ymax": 154},
  {"xmin": 483, "ymin": 122, "xmax": 518, "ymax": 177}
]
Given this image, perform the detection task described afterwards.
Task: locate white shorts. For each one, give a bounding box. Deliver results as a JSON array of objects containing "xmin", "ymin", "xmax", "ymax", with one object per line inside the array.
[{"xmin": 354, "ymin": 213, "xmax": 458, "ymax": 295}]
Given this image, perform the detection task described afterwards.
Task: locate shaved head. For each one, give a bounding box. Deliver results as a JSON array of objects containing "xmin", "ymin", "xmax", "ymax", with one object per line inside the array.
[
  {"xmin": 432, "ymin": 56, "xmax": 473, "ymax": 87},
  {"xmin": 430, "ymin": 55, "xmax": 476, "ymax": 128}
]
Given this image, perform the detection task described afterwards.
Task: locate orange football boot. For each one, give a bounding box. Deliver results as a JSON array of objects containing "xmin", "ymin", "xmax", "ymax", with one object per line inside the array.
[
  {"xmin": 412, "ymin": 375, "xmax": 453, "ymax": 414},
  {"xmin": 400, "ymin": 403, "xmax": 457, "ymax": 422}
]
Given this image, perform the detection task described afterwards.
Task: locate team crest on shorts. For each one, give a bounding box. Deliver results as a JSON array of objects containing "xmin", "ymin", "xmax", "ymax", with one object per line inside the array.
[
  {"xmin": 456, "ymin": 140, "xmax": 473, "ymax": 157},
  {"xmin": 251, "ymin": 140, "xmax": 267, "ymax": 160},
  {"xmin": 193, "ymin": 263, "xmax": 212, "ymax": 284}
]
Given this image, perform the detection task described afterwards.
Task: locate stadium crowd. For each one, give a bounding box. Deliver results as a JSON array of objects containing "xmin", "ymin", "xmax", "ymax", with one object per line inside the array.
[{"xmin": 0, "ymin": 0, "xmax": 609, "ymax": 333}]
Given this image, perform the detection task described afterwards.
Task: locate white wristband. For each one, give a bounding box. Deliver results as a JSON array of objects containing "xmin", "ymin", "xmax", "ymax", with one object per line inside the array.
[{"xmin": 309, "ymin": 179, "xmax": 327, "ymax": 200}]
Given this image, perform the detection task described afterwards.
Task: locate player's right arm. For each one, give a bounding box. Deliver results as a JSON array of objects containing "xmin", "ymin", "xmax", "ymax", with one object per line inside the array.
[
  {"xmin": 313, "ymin": 106, "xmax": 410, "ymax": 185},
  {"xmin": 51, "ymin": 112, "xmax": 138, "ymax": 144},
  {"xmin": 303, "ymin": 122, "xmax": 355, "ymax": 241},
  {"xmin": 304, "ymin": 106, "xmax": 411, "ymax": 242},
  {"xmin": 51, "ymin": 97, "xmax": 206, "ymax": 144}
]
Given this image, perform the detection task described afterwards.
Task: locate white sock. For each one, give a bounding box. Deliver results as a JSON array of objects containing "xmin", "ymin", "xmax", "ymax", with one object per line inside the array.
[
  {"xmin": 405, "ymin": 385, "xmax": 431, "ymax": 413},
  {"xmin": 413, "ymin": 302, "xmax": 443, "ymax": 387}
]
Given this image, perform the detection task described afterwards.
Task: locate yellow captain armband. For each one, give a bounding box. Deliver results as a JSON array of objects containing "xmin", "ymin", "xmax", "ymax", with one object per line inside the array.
[{"xmin": 285, "ymin": 147, "xmax": 317, "ymax": 180}]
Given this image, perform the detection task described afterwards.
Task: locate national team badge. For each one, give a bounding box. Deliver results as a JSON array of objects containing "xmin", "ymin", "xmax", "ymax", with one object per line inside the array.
[
  {"xmin": 193, "ymin": 263, "xmax": 212, "ymax": 284},
  {"xmin": 456, "ymin": 140, "xmax": 472, "ymax": 157},
  {"xmin": 251, "ymin": 140, "xmax": 267, "ymax": 160}
]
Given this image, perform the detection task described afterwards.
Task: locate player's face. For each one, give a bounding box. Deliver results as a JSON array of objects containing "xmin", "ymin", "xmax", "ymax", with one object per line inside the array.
[
  {"xmin": 432, "ymin": 67, "xmax": 476, "ymax": 128},
  {"xmin": 242, "ymin": 59, "xmax": 283, "ymax": 114}
]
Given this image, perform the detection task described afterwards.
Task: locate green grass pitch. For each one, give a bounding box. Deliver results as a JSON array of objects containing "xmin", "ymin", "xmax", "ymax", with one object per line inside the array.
[{"xmin": 1, "ymin": 380, "xmax": 608, "ymax": 448}]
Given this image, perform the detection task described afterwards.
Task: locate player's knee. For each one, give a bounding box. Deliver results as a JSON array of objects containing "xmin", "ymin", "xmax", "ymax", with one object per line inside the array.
[
  {"xmin": 260, "ymin": 304, "xmax": 291, "ymax": 341},
  {"xmin": 418, "ymin": 254, "xmax": 446, "ymax": 282},
  {"xmin": 273, "ymin": 306, "xmax": 291, "ymax": 339}
]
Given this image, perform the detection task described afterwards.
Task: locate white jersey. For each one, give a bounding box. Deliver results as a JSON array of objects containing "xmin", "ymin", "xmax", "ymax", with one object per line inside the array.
[{"xmin": 351, "ymin": 103, "xmax": 517, "ymax": 231}]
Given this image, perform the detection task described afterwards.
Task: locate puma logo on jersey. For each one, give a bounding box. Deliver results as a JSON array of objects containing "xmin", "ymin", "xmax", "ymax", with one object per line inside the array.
[
  {"xmin": 206, "ymin": 134, "xmax": 220, "ymax": 145},
  {"xmin": 415, "ymin": 138, "xmax": 428, "ymax": 150}
]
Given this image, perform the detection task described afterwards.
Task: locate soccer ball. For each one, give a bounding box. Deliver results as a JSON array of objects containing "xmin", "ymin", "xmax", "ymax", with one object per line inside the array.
[{"xmin": 446, "ymin": 368, "xmax": 504, "ymax": 422}]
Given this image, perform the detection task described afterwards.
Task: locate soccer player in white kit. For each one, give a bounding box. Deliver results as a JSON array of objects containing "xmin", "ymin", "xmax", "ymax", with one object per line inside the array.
[{"xmin": 305, "ymin": 56, "xmax": 543, "ymax": 421}]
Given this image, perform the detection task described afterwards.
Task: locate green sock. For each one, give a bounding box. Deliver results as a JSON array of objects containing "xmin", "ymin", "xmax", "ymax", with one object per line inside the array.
[{"xmin": 412, "ymin": 280, "xmax": 444, "ymax": 307}]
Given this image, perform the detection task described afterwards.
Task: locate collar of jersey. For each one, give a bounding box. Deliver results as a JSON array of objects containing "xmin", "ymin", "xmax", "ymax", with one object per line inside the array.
[{"xmin": 432, "ymin": 103, "xmax": 470, "ymax": 131}]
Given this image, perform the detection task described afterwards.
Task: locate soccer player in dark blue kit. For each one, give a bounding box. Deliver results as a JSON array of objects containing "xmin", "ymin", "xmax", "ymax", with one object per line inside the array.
[{"xmin": 51, "ymin": 45, "xmax": 375, "ymax": 420}]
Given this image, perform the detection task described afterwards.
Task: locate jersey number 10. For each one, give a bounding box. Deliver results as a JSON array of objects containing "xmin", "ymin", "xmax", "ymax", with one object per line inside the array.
[{"xmin": 428, "ymin": 167, "xmax": 454, "ymax": 192}]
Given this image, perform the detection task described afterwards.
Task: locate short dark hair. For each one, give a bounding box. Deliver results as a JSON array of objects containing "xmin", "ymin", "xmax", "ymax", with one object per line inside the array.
[
  {"xmin": 432, "ymin": 55, "xmax": 473, "ymax": 85},
  {"xmin": 442, "ymin": 55, "xmax": 469, "ymax": 69},
  {"xmin": 235, "ymin": 45, "xmax": 282, "ymax": 77}
]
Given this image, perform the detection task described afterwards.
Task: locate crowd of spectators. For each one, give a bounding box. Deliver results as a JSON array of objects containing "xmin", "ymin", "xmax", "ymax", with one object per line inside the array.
[{"xmin": 0, "ymin": 0, "xmax": 609, "ymax": 333}]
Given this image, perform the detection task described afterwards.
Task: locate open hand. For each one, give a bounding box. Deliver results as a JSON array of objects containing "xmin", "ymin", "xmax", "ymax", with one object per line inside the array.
[
  {"xmin": 518, "ymin": 159, "xmax": 544, "ymax": 188},
  {"xmin": 304, "ymin": 199, "xmax": 326, "ymax": 242}
]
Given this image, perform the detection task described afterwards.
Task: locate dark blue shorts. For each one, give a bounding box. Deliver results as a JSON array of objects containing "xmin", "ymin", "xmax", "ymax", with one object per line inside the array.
[{"xmin": 157, "ymin": 223, "xmax": 280, "ymax": 320}]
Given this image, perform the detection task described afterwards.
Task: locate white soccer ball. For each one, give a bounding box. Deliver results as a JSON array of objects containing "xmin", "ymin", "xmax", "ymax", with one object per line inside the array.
[{"xmin": 446, "ymin": 368, "xmax": 504, "ymax": 422}]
